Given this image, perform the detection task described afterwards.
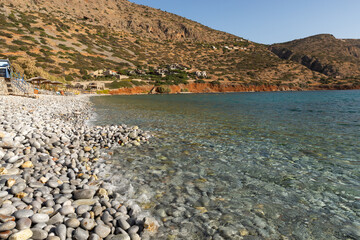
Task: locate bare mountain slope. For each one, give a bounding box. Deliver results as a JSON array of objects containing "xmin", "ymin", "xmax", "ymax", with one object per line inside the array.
[
  {"xmin": 1, "ymin": 0, "xmax": 231, "ymax": 42},
  {"xmin": 270, "ymin": 34, "xmax": 360, "ymax": 80},
  {"xmin": 1, "ymin": 0, "xmax": 357, "ymax": 90}
]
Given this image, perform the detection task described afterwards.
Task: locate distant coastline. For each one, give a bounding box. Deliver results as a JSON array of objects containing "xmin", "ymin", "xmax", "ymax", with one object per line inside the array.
[{"xmin": 106, "ymin": 82, "xmax": 360, "ymax": 95}]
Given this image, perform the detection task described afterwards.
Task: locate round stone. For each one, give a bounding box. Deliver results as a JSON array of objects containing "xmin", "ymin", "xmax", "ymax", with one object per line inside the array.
[
  {"xmin": 94, "ymin": 224, "xmax": 111, "ymax": 238},
  {"xmin": 73, "ymin": 227, "xmax": 89, "ymax": 240},
  {"xmin": 0, "ymin": 215, "xmax": 15, "ymax": 223},
  {"xmin": 47, "ymin": 213, "xmax": 63, "ymax": 225},
  {"xmin": 31, "ymin": 228, "xmax": 48, "ymax": 240},
  {"xmin": 84, "ymin": 147, "xmax": 92, "ymax": 152},
  {"xmin": 9, "ymin": 228, "xmax": 33, "ymax": 240},
  {"xmin": 0, "ymin": 221, "xmax": 16, "ymax": 231},
  {"xmin": 80, "ymin": 218, "xmax": 95, "ymax": 230},
  {"xmin": 11, "ymin": 183, "xmax": 27, "ymax": 194},
  {"xmin": 73, "ymin": 190, "xmax": 95, "ymax": 200},
  {"xmin": 89, "ymin": 233, "xmax": 101, "ymax": 240},
  {"xmin": 118, "ymin": 218, "xmax": 130, "ymax": 230},
  {"xmin": 7, "ymin": 178, "xmax": 16, "ymax": 187},
  {"xmin": 65, "ymin": 218, "xmax": 80, "ymax": 228},
  {"xmin": 16, "ymin": 218, "xmax": 32, "ymax": 230},
  {"xmin": 55, "ymin": 224, "xmax": 66, "ymax": 240},
  {"xmin": 76, "ymin": 205, "xmax": 90, "ymax": 215},
  {"xmin": 14, "ymin": 209, "xmax": 34, "ymax": 219},
  {"xmin": 47, "ymin": 180, "xmax": 59, "ymax": 188},
  {"xmin": 31, "ymin": 214, "xmax": 49, "ymax": 223},
  {"xmin": 97, "ymin": 188, "xmax": 108, "ymax": 197},
  {"xmin": 0, "ymin": 230, "xmax": 11, "ymax": 239},
  {"xmin": 93, "ymin": 206, "xmax": 102, "ymax": 216},
  {"xmin": 59, "ymin": 205, "xmax": 75, "ymax": 216},
  {"xmin": 21, "ymin": 161, "xmax": 34, "ymax": 168}
]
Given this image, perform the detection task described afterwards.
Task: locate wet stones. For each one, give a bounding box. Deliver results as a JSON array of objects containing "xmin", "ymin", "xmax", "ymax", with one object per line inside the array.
[{"xmin": 73, "ymin": 189, "xmax": 95, "ymax": 200}]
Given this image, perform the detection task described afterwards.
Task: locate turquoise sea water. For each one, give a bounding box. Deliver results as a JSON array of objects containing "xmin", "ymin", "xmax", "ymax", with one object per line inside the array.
[{"xmin": 91, "ymin": 91, "xmax": 360, "ymax": 239}]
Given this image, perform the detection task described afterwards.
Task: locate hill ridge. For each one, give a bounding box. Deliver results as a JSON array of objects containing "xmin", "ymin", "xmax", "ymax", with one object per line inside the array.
[{"xmin": 0, "ymin": 0, "xmax": 359, "ymax": 90}]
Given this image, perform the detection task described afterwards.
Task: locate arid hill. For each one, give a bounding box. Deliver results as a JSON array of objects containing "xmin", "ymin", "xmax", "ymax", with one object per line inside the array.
[
  {"xmin": 270, "ymin": 34, "xmax": 360, "ymax": 82},
  {"xmin": 0, "ymin": 0, "xmax": 359, "ymax": 90}
]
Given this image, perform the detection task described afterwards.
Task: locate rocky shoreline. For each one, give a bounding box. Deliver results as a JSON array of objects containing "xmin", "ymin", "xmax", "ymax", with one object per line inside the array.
[{"xmin": 0, "ymin": 95, "xmax": 158, "ymax": 240}]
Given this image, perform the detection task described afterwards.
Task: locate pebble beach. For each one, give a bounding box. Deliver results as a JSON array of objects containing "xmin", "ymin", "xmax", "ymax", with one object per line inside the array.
[{"xmin": 0, "ymin": 95, "xmax": 157, "ymax": 240}]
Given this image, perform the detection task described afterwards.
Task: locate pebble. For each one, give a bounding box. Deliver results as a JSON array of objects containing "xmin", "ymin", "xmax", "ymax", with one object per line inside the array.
[
  {"xmin": 55, "ymin": 224, "xmax": 66, "ymax": 240},
  {"xmin": 0, "ymin": 230, "xmax": 12, "ymax": 239},
  {"xmin": 47, "ymin": 213, "xmax": 63, "ymax": 225},
  {"xmin": 65, "ymin": 218, "xmax": 80, "ymax": 228},
  {"xmin": 31, "ymin": 214, "xmax": 49, "ymax": 224},
  {"xmin": 76, "ymin": 205, "xmax": 90, "ymax": 215},
  {"xmin": 118, "ymin": 218, "xmax": 130, "ymax": 230},
  {"xmin": 16, "ymin": 218, "xmax": 32, "ymax": 230},
  {"xmin": 94, "ymin": 224, "xmax": 111, "ymax": 238},
  {"xmin": 30, "ymin": 228, "xmax": 48, "ymax": 240},
  {"xmin": 0, "ymin": 95, "xmax": 154, "ymax": 240},
  {"xmin": 73, "ymin": 227, "xmax": 89, "ymax": 240},
  {"xmin": 0, "ymin": 221, "xmax": 16, "ymax": 231},
  {"xmin": 0, "ymin": 214, "xmax": 15, "ymax": 223},
  {"xmin": 80, "ymin": 218, "xmax": 95, "ymax": 230},
  {"xmin": 9, "ymin": 228, "xmax": 33, "ymax": 240},
  {"xmin": 59, "ymin": 205, "xmax": 75, "ymax": 215},
  {"xmin": 14, "ymin": 210, "xmax": 34, "ymax": 219},
  {"xmin": 73, "ymin": 189, "xmax": 95, "ymax": 200}
]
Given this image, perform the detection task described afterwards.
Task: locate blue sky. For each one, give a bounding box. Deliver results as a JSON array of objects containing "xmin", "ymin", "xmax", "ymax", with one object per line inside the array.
[{"xmin": 129, "ymin": 0, "xmax": 360, "ymax": 44}]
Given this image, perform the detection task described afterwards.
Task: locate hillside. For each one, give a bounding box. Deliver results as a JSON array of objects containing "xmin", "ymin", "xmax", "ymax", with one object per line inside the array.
[
  {"xmin": 270, "ymin": 34, "xmax": 360, "ymax": 85},
  {"xmin": 0, "ymin": 0, "xmax": 357, "ymax": 90}
]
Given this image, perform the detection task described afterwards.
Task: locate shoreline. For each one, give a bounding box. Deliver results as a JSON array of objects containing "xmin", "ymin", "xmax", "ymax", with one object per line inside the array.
[
  {"xmin": 0, "ymin": 95, "xmax": 158, "ymax": 240},
  {"xmin": 106, "ymin": 82, "xmax": 360, "ymax": 96}
]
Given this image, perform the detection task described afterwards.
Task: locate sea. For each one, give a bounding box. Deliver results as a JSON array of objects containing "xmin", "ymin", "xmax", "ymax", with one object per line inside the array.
[{"xmin": 90, "ymin": 90, "xmax": 360, "ymax": 240}]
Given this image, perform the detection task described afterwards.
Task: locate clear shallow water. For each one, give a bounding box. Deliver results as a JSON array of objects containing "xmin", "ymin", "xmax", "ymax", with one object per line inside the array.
[{"xmin": 90, "ymin": 91, "xmax": 360, "ymax": 240}]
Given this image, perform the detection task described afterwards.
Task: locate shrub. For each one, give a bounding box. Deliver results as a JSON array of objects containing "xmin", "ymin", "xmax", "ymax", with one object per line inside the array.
[
  {"xmin": 195, "ymin": 79, "xmax": 205, "ymax": 83},
  {"xmin": 97, "ymin": 89, "xmax": 110, "ymax": 94},
  {"xmin": 65, "ymin": 75, "xmax": 73, "ymax": 81},
  {"xmin": 210, "ymin": 80, "xmax": 221, "ymax": 85},
  {"xmin": 106, "ymin": 80, "xmax": 132, "ymax": 89},
  {"xmin": 131, "ymin": 80, "xmax": 147, "ymax": 86},
  {"xmin": 0, "ymin": 31, "xmax": 13, "ymax": 38},
  {"xmin": 156, "ymin": 86, "xmax": 171, "ymax": 93}
]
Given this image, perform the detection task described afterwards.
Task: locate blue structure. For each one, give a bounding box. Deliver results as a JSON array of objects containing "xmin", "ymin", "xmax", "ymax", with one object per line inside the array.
[
  {"xmin": 0, "ymin": 59, "xmax": 34, "ymax": 96},
  {"xmin": 0, "ymin": 59, "xmax": 11, "ymax": 79}
]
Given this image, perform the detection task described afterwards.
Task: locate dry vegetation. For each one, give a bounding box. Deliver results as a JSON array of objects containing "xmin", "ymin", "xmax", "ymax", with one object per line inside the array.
[{"xmin": 0, "ymin": 1, "xmax": 358, "ymax": 89}]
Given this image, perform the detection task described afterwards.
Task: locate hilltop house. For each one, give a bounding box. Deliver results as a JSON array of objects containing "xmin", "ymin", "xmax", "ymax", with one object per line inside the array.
[
  {"xmin": 90, "ymin": 69, "xmax": 119, "ymax": 78},
  {"xmin": 90, "ymin": 69, "xmax": 105, "ymax": 78},
  {"xmin": 104, "ymin": 70, "xmax": 117, "ymax": 77},
  {"xmin": 168, "ymin": 63, "xmax": 187, "ymax": 71},
  {"xmin": 155, "ymin": 68, "xmax": 168, "ymax": 77},
  {"xmin": 195, "ymin": 71, "xmax": 207, "ymax": 78}
]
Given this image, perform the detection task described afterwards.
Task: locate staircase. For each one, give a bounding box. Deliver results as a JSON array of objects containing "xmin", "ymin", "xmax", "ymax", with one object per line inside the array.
[
  {"xmin": 5, "ymin": 78, "xmax": 13, "ymax": 95},
  {"xmin": 0, "ymin": 59, "xmax": 35, "ymax": 97}
]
